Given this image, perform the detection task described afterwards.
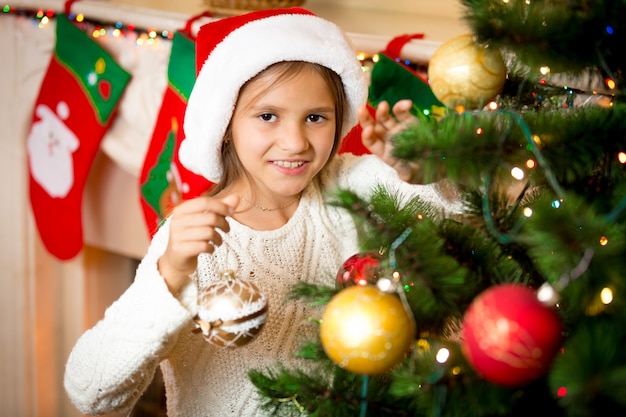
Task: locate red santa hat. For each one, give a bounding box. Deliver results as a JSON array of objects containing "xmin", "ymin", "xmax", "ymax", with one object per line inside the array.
[{"xmin": 179, "ymin": 7, "xmax": 368, "ymax": 183}]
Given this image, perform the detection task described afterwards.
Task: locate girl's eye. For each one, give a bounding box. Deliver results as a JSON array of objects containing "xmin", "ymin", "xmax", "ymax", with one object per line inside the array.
[
  {"xmin": 307, "ymin": 114, "xmax": 325, "ymax": 123},
  {"xmin": 259, "ymin": 113, "xmax": 276, "ymax": 122}
]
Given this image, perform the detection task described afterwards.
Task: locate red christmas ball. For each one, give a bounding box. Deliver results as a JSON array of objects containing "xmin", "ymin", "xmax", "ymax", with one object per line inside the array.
[
  {"xmin": 460, "ymin": 283, "xmax": 563, "ymax": 387},
  {"xmin": 336, "ymin": 252, "xmax": 382, "ymax": 288}
]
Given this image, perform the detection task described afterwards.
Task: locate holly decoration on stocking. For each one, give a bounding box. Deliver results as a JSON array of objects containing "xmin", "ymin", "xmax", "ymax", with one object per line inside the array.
[{"xmin": 27, "ymin": 14, "xmax": 130, "ymax": 260}]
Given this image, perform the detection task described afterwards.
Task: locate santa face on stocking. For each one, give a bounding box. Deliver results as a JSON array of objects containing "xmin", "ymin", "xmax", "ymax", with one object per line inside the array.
[
  {"xmin": 27, "ymin": 14, "xmax": 130, "ymax": 260},
  {"xmin": 27, "ymin": 100, "xmax": 80, "ymax": 198}
]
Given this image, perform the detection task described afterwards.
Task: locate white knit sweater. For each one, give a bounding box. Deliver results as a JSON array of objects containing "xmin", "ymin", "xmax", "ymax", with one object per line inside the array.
[{"xmin": 64, "ymin": 154, "xmax": 458, "ymax": 416}]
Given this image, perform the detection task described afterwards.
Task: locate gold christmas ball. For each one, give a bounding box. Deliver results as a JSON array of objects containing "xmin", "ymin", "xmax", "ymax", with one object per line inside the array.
[
  {"xmin": 428, "ymin": 34, "xmax": 506, "ymax": 110},
  {"xmin": 195, "ymin": 270, "xmax": 268, "ymax": 348},
  {"xmin": 320, "ymin": 285, "xmax": 416, "ymax": 375}
]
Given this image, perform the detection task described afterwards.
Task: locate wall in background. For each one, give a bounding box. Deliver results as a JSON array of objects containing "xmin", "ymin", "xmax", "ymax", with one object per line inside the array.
[{"xmin": 111, "ymin": 0, "xmax": 469, "ymax": 40}]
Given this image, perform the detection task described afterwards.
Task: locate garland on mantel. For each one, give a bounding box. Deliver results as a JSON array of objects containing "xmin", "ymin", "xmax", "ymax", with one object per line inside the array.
[
  {"xmin": 2, "ymin": 3, "xmax": 174, "ymax": 45},
  {"xmin": 1, "ymin": 3, "xmax": 431, "ymax": 73}
]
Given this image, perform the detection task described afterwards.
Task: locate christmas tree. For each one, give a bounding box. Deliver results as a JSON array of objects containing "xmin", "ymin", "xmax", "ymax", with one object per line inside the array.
[{"xmin": 248, "ymin": 1, "xmax": 626, "ymax": 415}]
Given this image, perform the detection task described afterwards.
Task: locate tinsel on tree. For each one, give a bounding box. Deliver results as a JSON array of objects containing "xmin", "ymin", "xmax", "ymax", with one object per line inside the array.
[{"xmin": 248, "ymin": 1, "xmax": 626, "ymax": 416}]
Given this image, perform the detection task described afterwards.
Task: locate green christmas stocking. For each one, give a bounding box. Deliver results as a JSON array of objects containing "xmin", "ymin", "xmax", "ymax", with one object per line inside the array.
[
  {"xmin": 340, "ymin": 34, "xmax": 446, "ymax": 156},
  {"xmin": 27, "ymin": 14, "xmax": 130, "ymax": 260},
  {"xmin": 368, "ymin": 33, "xmax": 446, "ymax": 118},
  {"xmin": 139, "ymin": 28, "xmax": 211, "ymax": 237}
]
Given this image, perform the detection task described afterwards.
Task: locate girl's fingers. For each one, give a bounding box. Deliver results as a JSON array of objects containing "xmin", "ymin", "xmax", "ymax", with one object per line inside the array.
[
  {"xmin": 374, "ymin": 101, "xmax": 397, "ymax": 130},
  {"xmin": 392, "ymin": 100, "xmax": 415, "ymax": 123},
  {"xmin": 175, "ymin": 195, "xmax": 234, "ymax": 217}
]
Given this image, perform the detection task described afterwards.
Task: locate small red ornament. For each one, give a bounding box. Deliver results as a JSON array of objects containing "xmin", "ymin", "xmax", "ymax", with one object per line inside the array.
[
  {"xmin": 460, "ymin": 283, "xmax": 563, "ymax": 387},
  {"xmin": 336, "ymin": 252, "xmax": 382, "ymax": 288}
]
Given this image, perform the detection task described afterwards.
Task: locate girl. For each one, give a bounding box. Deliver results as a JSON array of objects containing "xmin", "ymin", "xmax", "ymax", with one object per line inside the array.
[{"xmin": 64, "ymin": 8, "xmax": 458, "ymax": 417}]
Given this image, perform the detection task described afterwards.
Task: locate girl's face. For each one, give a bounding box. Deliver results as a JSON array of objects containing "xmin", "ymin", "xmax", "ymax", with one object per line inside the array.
[{"xmin": 229, "ymin": 65, "xmax": 337, "ymax": 200}]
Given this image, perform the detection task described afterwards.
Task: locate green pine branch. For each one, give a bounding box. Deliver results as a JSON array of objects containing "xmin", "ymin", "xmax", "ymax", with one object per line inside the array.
[
  {"xmin": 460, "ymin": 0, "xmax": 626, "ymax": 87},
  {"xmin": 249, "ymin": 2, "xmax": 626, "ymax": 415}
]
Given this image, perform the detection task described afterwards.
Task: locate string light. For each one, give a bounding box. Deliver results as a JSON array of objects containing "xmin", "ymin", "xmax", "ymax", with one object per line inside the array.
[
  {"xmin": 435, "ymin": 348, "xmax": 450, "ymax": 364},
  {"xmin": 510, "ymin": 166, "xmax": 525, "ymax": 180},
  {"xmin": 3, "ymin": 4, "xmax": 429, "ymax": 73},
  {"xmin": 606, "ymin": 78, "xmax": 616, "ymax": 89},
  {"xmin": 600, "ymin": 287, "xmax": 614, "ymax": 305},
  {"xmin": 2, "ymin": 4, "xmax": 175, "ymax": 42}
]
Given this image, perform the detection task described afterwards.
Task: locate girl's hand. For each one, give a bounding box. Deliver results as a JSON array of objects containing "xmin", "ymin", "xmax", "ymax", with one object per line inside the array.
[
  {"xmin": 157, "ymin": 194, "xmax": 239, "ymax": 294},
  {"xmin": 358, "ymin": 99, "xmax": 422, "ymax": 183}
]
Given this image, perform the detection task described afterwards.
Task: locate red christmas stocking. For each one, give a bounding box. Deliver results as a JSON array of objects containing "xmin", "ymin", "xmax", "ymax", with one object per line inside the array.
[
  {"xmin": 27, "ymin": 14, "xmax": 131, "ymax": 260},
  {"xmin": 140, "ymin": 26, "xmax": 212, "ymax": 237}
]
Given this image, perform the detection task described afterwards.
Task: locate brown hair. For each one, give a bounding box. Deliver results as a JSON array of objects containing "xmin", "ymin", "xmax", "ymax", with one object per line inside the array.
[{"xmin": 208, "ymin": 61, "xmax": 347, "ymax": 196}]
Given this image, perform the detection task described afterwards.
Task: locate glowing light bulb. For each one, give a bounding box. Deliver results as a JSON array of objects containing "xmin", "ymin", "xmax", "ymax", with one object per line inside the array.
[
  {"xmin": 417, "ymin": 338, "xmax": 430, "ymax": 352},
  {"xmin": 436, "ymin": 348, "xmax": 450, "ymax": 363},
  {"xmin": 606, "ymin": 78, "xmax": 616, "ymax": 89},
  {"xmin": 537, "ymin": 282, "xmax": 559, "ymax": 305},
  {"xmin": 511, "ymin": 167, "xmax": 525, "ymax": 180},
  {"xmin": 376, "ymin": 278, "xmax": 393, "ymax": 292},
  {"xmin": 600, "ymin": 287, "xmax": 614, "ymax": 305}
]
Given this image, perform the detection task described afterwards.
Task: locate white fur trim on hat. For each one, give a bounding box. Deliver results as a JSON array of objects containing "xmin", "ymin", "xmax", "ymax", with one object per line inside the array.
[{"xmin": 180, "ymin": 11, "xmax": 368, "ymax": 183}]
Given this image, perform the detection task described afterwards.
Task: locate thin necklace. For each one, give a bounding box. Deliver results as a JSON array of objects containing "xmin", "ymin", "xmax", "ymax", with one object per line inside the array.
[{"xmin": 240, "ymin": 195, "xmax": 301, "ymax": 212}]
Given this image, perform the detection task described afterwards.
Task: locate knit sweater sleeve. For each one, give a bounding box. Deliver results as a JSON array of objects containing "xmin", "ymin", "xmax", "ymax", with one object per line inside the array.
[
  {"xmin": 324, "ymin": 153, "xmax": 464, "ymax": 214},
  {"xmin": 63, "ymin": 219, "xmax": 198, "ymax": 415}
]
